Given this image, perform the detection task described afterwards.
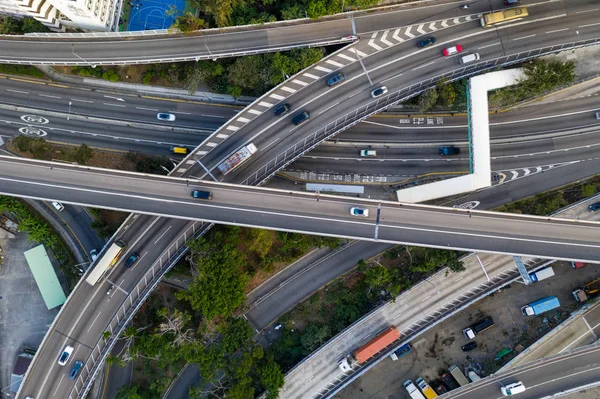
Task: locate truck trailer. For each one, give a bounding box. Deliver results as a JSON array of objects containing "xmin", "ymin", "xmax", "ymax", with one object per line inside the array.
[
  {"xmin": 404, "ymin": 380, "xmax": 426, "ymax": 399},
  {"xmin": 416, "ymin": 377, "xmax": 438, "ymax": 399},
  {"xmin": 217, "ymin": 143, "xmax": 258, "ymax": 175},
  {"xmin": 337, "ymin": 326, "xmax": 400, "ymax": 371},
  {"xmin": 463, "ymin": 316, "xmax": 494, "ymax": 339},
  {"xmin": 448, "ymin": 365, "xmax": 469, "ymax": 386},
  {"xmin": 528, "ymin": 266, "xmax": 555, "ymax": 282},
  {"xmin": 521, "ymin": 296, "xmax": 560, "ymax": 316}
]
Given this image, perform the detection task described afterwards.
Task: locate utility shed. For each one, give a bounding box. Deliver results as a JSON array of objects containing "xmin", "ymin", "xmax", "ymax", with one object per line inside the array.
[
  {"xmin": 10, "ymin": 353, "xmax": 34, "ymax": 393},
  {"xmin": 24, "ymin": 245, "xmax": 66, "ymax": 309}
]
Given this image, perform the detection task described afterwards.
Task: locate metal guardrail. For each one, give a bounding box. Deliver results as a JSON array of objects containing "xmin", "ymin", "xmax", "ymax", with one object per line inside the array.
[{"xmin": 240, "ymin": 37, "xmax": 600, "ymax": 187}]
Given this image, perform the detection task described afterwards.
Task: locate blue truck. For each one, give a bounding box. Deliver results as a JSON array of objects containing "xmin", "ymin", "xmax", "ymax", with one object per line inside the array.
[{"xmin": 521, "ymin": 296, "xmax": 560, "ymax": 316}]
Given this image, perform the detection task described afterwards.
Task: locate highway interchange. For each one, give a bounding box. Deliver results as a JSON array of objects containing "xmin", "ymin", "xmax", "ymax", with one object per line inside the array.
[{"xmin": 4, "ymin": 0, "xmax": 600, "ymax": 398}]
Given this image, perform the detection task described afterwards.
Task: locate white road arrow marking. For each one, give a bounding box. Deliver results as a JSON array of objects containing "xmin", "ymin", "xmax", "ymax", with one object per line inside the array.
[{"xmin": 104, "ymin": 95, "xmax": 125, "ymax": 102}]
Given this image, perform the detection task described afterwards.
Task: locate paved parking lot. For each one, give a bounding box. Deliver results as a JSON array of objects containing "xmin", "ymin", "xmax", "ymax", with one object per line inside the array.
[
  {"xmin": 335, "ymin": 261, "xmax": 600, "ymax": 399},
  {"xmin": 0, "ymin": 235, "xmax": 58, "ymax": 394}
]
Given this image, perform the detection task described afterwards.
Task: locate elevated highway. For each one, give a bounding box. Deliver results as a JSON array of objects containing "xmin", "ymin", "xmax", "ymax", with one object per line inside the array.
[{"xmin": 1, "ymin": 155, "xmax": 600, "ymax": 262}]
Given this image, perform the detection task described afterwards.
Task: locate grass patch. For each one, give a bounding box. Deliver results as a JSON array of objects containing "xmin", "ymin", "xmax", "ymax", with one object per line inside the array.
[{"xmin": 0, "ymin": 64, "xmax": 46, "ymax": 79}]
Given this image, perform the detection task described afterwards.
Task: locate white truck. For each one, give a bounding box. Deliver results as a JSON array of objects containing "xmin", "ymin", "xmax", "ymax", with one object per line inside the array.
[
  {"xmin": 217, "ymin": 143, "xmax": 258, "ymax": 175},
  {"xmin": 404, "ymin": 380, "xmax": 426, "ymax": 399},
  {"xmin": 528, "ymin": 266, "xmax": 554, "ymax": 282}
]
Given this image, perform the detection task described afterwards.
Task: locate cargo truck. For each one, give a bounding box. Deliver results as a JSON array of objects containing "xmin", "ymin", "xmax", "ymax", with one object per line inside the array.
[
  {"xmin": 337, "ymin": 326, "xmax": 400, "ymax": 371},
  {"xmin": 404, "ymin": 380, "xmax": 426, "ymax": 399},
  {"xmin": 521, "ymin": 296, "xmax": 560, "ymax": 316},
  {"xmin": 416, "ymin": 377, "xmax": 438, "ymax": 399},
  {"xmin": 463, "ymin": 316, "xmax": 494, "ymax": 339},
  {"xmin": 449, "ymin": 365, "xmax": 469, "ymax": 386},
  {"xmin": 528, "ymin": 266, "xmax": 555, "ymax": 282},
  {"xmin": 217, "ymin": 143, "xmax": 258, "ymax": 175},
  {"xmin": 572, "ymin": 277, "xmax": 600, "ymax": 302}
]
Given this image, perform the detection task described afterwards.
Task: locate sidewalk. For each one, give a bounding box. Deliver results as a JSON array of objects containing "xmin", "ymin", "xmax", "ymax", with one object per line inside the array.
[{"xmin": 36, "ymin": 66, "xmax": 256, "ymax": 106}]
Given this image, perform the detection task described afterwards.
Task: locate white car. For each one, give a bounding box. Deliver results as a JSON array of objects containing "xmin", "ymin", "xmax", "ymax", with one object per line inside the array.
[
  {"xmin": 371, "ymin": 86, "xmax": 388, "ymax": 98},
  {"xmin": 501, "ymin": 381, "xmax": 526, "ymax": 396},
  {"xmin": 350, "ymin": 207, "xmax": 369, "ymax": 217},
  {"xmin": 51, "ymin": 202, "xmax": 64, "ymax": 212},
  {"xmin": 58, "ymin": 345, "xmax": 74, "ymax": 366},
  {"xmin": 157, "ymin": 112, "xmax": 176, "ymax": 121}
]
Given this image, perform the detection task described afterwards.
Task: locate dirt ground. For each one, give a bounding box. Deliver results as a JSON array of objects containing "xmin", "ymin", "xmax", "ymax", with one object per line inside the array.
[{"xmin": 336, "ymin": 261, "xmax": 600, "ymax": 399}]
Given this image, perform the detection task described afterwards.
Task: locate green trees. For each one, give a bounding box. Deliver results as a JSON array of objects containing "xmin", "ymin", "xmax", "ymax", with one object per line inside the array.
[
  {"xmin": 21, "ymin": 17, "xmax": 49, "ymax": 33},
  {"xmin": 417, "ymin": 88, "xmax": 439, "ymax": 112},
  {"xmin": 68, "ymin": 143, "xmax": 94, "ymax": 164},
  {"xmin": 0, "ymin": 17, "xmax": 22, "ymax": 34},
  {"xmin": 172, "ymin": 12, "xmax": 206, "ymax": 32}
]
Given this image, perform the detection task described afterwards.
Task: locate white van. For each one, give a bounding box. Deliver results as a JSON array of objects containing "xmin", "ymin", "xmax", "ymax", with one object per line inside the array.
[
  {"xmin": 460, "ymin": 53, "xmax": 480, "ymax": 64},
  {"xmin": 501, "ymin": 381, "xmax": 526, "ymax": 396},
  {"xmin": 360, "ymin": 150, "xmax": 377, "ymax": 157}
]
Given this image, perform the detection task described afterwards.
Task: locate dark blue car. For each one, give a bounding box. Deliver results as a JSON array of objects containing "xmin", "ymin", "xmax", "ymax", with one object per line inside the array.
[
  {"xmin": 439, "ymin": 146, "xmax": 460, "ymax": 156},
  {"xmin": 69, "ymin": 361, "xmax": 83, "ymax": 380},
  {"xmin": 326, "ymin": 72, "xmax": 346, "ymax": 87},
  {"xmin": 417, "ymin": 37, "xmax": 436, "ymax": 48},
  {"xmin": 589, "ymin": 202, "xmax": 600, "ymax": 212},
  {"xmin": 125, "ymin": 252, "xmax": 139, "ymax": 268}
]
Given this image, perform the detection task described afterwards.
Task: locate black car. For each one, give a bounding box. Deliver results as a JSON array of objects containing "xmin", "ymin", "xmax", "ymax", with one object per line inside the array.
[
  {"xmin": 291, "ymin": 111, "xmax": 310, "ymax": 125},
  {"xmin": 589, "ymin": 202, "xmax": 600, "ymax": 212},
  {"xmin": 417, "ymin": 37, "xmax": 436, "ymax": 48},
  {"xmin": 125, "ymin": 252, "xmax": 139, "ymax": 268},
  {"xmin": 462, "ymin": 341, "xmax": 478, "ymax": 352},
  {"xmin": 274, "ymin": 103, "xmax": 291, "ymax": 116}
]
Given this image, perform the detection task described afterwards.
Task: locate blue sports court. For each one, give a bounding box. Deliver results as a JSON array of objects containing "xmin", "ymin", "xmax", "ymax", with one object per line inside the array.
[{"xmin": 127, "ymin": 0, "xmax": 185, "ymax": 31}]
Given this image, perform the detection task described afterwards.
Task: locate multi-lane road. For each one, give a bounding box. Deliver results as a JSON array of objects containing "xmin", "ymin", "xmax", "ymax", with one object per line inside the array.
[{"xmin": 12, "ymin": 0, "xmax": 600, "ymax": 398}]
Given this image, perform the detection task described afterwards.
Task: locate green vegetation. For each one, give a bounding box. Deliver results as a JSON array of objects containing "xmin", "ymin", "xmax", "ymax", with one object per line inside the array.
[
  {"xmin": 173, "ymin": 0, "xmax": 378, "ymax": 30},
  {"xmin": 0, "ymin": 16, "xmax": 49, "ymax": 34},
  {"xmin": 72, "ymin": 66, "xmax": 120, "ymax": 82},
  {"xmin": 13, "ymin": 136, "xmax": 95, "ymax": 164},
  {"xmin": 0, "ymin": 196, "xmax": 76, "ymax": 286},
  {"xmin": 184, "ymin": 47, "xmax": 325, "ymax": 96},
  {"xmin": 270, "ymin": 246, "xmax": 464, "ymax": 371},
  {"xmin": 489, "ymin": 58, "xmax": 576, "ymax": 108},
  {"xmin": 0, "ymin": 64, "xmax": 46, "ymax": 78},
  {"xmin": 124, "ymin": 151, "xmax": 174, "ymax": 175},
  {"xmin": 497, "ymin": 176, "xmax": 600, "ymax": 216}
]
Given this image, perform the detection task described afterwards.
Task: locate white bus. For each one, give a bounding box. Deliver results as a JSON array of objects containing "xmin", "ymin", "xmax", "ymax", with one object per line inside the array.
[{"xmin": 85, "ymin": 240, "xmax": 126, "ymax": 286}]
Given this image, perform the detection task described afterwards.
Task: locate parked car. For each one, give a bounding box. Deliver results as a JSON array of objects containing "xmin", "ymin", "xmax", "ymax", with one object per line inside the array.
[
  {"xmin": 350, "ymin": 207, "xmax": 369, "ymax": 217},
  {"xmin": 443, "ymin": 45, "xmax": 463, "ymax": 56},
  {"xmin": 462, "ymin": 341, "xmax": 478, "ymax": 352},
  {"xmin": 327, "ymin": 72, "xmax": 346, "ymax": 87},
  {"xmin": 439, "ymin": 146, "xmax": 460, "ymax": 156},
  {"xmin": 417, "ymin": 37, "xmax": 436, "ymax": 48},
  {"xmin": 371, "ymin": 86, "xmax": 388, "ymax": 98},
  {"xmin": 51, "ymin": 202, "xmax": 64, "ymax": 212},
  {"xmin": 157, "ymin": 113, "xmax": 176, "ymax": 121},
  {"xmin": 588, "ymin": 202, "xmax": 600, "ymax": 212},
  {"xmin": 58, "ymin": 346, "xmax": 74, "ymax": 366},
  {"xmin": 501, "ymin": 381, "xmax": 526, "ymax": 396},
  {"xmin": 274, "ymin": 103, "xmax": 291, "ymax": 116},
  {"xmin": 124, "ymin": 252, "xmax": 139, "ymax": 268},
  {"xmin": 69, "ymin": 361, "xmax": 83, "ymax": 380}
]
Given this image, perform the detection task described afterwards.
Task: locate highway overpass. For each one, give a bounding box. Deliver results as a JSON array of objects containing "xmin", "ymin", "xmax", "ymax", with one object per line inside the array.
[{"xmin": 1, "ymin": 155, "xmax": 600, "ymax": 262}]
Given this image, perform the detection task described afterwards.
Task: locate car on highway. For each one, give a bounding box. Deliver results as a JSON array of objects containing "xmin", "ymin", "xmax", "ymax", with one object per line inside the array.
[
  {"xmin": 58, "ymin": 346, "xmax": 73, "ymax": 366},
  {"xmin": 326, "ymin": 72, "xmax": 346, "ymax": 87},
  {"xmin": 439, "ymin": 146, "xmax": 460, "ymax": 155},
  {"xmin": 69, "ymin": 361, "xmax": 83, "ymax": 380},
  {"xmin": 596, "ymin": 111, "xmax": 600, "ymax": 120},
  {"xmin": 360, "ymin": 149, "xmax": 377, "ymax": 157},
  {"xmin": 125, "ymin": 252, "xmax": 139, "ymax": 268},
  {"xmin": 274, "ymin": 103, "xmax": 291, "ymax": 116},
  {"xmin": 51, "ymin": 202, "xmax": 64, "ymax": 212},
  {"xmin": 191, "ymin": 190, "xmax": 213, "ymax": 200},
  {"xmin": 461, "ymin": 341, "xmax": 477, "ymax": 352},
  {"xmin": 157, "ymin": 112, "xmax": 176, "ymax": 121},
  {"xmin": 417, "ymin": 36, "xmax": 436, "ymax": 48},
  {"xmin": 292, "ymin": 111, "xmax": 311, "ymax": 125},
  {"xmin": 504, "ymin": 0, "xmax": 520, "ymax": 5},
  {"xmin": 371, "ymin": 86, "xmax": 388, "ymax": 98},
  {"xmin": 350, "ymin": 207, "xmax": 369, "ymax": 217},
  {"xmin": 90, "ymin": 249, "xmax": 98, "ymax": 262},
  {"xmin": 588, "ymin": 202, "xmax": 600, "ymax": 212},
  {"xmin": 443, "ymin": 45, "xmax": 463, "ymax": 56},
  {"xmin": 501, "ymin": 381, "xmax": 526, "ymax": 396}
]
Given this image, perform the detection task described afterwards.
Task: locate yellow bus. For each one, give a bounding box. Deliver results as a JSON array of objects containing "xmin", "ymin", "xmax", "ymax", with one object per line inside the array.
[
  {"xmin": 480, "ymin": 7, "xmax": 528, "ymax": 28},
  {"xmin": 85, "ymin": 240, "xmax": 126, "ymax": 286}
]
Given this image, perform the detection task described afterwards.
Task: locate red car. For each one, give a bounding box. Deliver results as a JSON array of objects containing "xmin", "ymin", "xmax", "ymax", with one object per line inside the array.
[{"xmin": 443, "ymin": 45, "xmax": 463, "ymax": 56}]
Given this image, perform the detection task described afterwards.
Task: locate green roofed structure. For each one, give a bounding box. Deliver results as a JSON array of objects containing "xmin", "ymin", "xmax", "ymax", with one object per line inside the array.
[{"xmin": 23, "ymin": 245, "xmax": 66, "ymax": 309}]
